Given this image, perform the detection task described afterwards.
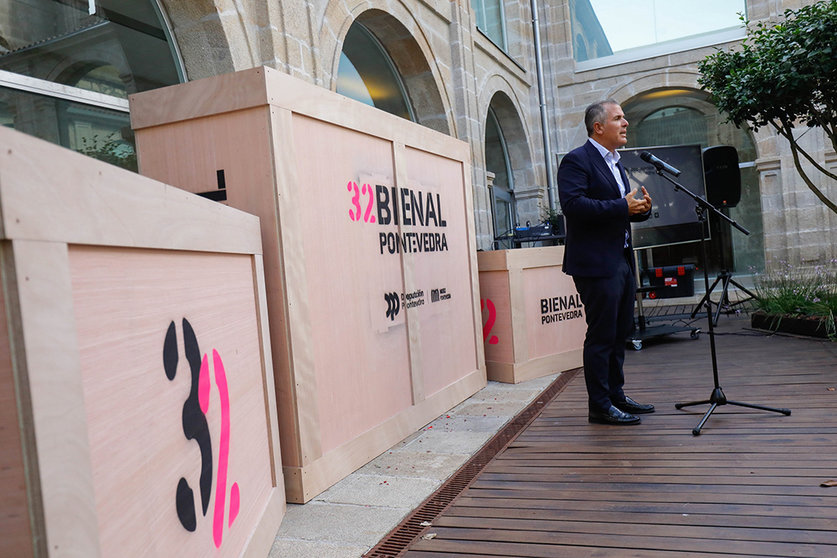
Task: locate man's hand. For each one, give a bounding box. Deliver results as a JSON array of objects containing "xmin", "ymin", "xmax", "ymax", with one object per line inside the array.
[{"xmin": 626, "ymin": 186, "xmax": 652, "ymax": 215}]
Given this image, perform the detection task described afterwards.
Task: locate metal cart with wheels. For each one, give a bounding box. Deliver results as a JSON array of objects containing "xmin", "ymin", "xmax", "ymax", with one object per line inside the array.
[{"xmin": 629, "ymin": 285, "xmax": 701, "ymax": 351}]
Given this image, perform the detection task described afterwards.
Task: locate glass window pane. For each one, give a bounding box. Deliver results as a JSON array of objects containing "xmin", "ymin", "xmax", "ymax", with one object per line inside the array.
[
  {"xmin": 1, "ymin": 85, "xmax": 136, "ymax": 171},
  {"xmin": 486, "ymin": 108, "xmax": 514, "ymax": 235},
  {"xmin": 471, "ymin": 0, "xmax": 485, "ymax": 31},
  {"xmin": 0, "ymin": 0, "xmax": 181, "ymax": 97},
  {"xmin": 337, "ymin": 24, "xmax": 413, "ymax": 121},
  {"xmin": 633, "ymin": 106, "xmax": 708, "ymax": 148},
  {"xmin": 729, "ymin": 165, "xmax": 764, "ymax": 273},
  {"xmin": 494, "ymin": 197, "xmax": 511, "ymax": 236},
  {"xmin": 485, "ymin": 111, "xmax": 510, "ymax": 194},
  {"xmin": 471, "ymin": 0, "xmax": 506, "ymax": 51},
  {"xmin": 74, "ymin": 64, "xmax": 127, "ymax": 98},
  {"xmin": 336, "ymin": 52, "xmax": 375, "ymax": 108},
  {"xmin": 570, "ymin": 0, "xmax": 746, "ymax": 62}
]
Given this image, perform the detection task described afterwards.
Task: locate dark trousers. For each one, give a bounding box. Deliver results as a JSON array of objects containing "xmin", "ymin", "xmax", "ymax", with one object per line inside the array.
[{"xmin": 572, "ymin": 255, "xmax": 636, "ymax": 412}]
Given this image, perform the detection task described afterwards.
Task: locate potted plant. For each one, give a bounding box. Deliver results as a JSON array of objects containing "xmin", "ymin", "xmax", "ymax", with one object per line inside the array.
[{"xmin": 541, "ymin": 206, "xmax": 565, "ymax": 237}]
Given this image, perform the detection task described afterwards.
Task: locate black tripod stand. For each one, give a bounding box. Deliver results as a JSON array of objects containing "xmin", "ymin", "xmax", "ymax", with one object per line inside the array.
[
  {"xmin": 651, "ymin": 169, "xmax": 791, "ymax": 435},
  {"xmin": 690, "ymin": 213, "xmax": 758, "ymax": 326}
]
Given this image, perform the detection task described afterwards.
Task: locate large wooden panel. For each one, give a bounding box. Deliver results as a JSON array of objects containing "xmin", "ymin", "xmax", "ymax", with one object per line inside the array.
[
  {"xmin": 131, "ymin": 66, "xmax": 485, "ymax": 503},
  {"xmin": 403, "ymin": 146, "xmax": 481, "ymax": 398},
  {"xmin": 289, "ymin": 115, "xmax": 412, "ymax": 454},
  {"xmin": 69, "ymin": 247, "xmax": 276, "ymax": 557},
  {"xmin": 0, "ymin": 126, "xmax": 284, "ymax": 557}
]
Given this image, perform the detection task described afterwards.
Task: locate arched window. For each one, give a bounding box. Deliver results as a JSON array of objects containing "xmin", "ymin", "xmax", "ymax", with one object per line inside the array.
[
  {"xmin": 623, "ymin": 89, "xmax": 763, "ymax": 275},
  {"xmin": 633, "ymin": 106, "xmax": 707, "ymax": 148},
  {"xmin": 337, "ymin": 22, "xmax": 414, "ymax": 122},
  {"xmin": 0, "ymin": 0, "xmax": 183, "ymax": 170}
]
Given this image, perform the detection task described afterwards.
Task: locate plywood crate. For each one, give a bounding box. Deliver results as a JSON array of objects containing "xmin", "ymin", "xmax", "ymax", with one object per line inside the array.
[
  {"xmin": 478, "ymin": 246, "xmax": 585, "ymax": 383},
  {"xmin": 130, "ymin": 66, "xmax": 485, "ymax": 503},
  {"xmin": 0, "ymin": 127, "xmax": 284, "ymax": 557}
]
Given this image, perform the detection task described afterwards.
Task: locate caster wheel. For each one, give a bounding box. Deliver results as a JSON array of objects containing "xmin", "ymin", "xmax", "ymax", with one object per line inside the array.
[
  {"xmin": 690, "ymin": 329, "xmax": 701, "ymax": 340},
  {"xmin": 631, "ymin": 340, "xmax": 642, "ymax": 351}
]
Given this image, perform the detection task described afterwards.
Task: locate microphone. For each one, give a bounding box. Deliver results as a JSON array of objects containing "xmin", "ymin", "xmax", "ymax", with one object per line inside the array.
[{"xmin": 640, "ymin": 151, "xmax": 681, "ymax": 177}]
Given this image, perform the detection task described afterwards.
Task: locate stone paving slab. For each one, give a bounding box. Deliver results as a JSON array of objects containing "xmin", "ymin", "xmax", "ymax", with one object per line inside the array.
[
  {"xmin": 270, "ymin": 538, "xmax": 369, "ymax": 558},
  {"xmin": 271, "ymin": 502, "xmax": 406, "ymax": 549},
  {"xmin": 358, "ymin": 450, "xmax": 470, "ymax": 479},
  {"xmin": 315, "ymin": 473, "xmax": 441, "ymax": 509},
  {"xmin": 268, "ymin": 373, "xmax": 561, "ymax": 558}
]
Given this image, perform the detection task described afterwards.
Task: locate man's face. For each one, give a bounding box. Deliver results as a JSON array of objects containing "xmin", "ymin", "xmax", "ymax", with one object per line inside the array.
[{"xmin": 595, "ymin": 103, "xmax": 628, "ymax": 152}]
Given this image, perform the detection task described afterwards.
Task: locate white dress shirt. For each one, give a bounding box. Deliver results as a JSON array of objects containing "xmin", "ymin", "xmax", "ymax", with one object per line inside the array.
[
  {"xmin": 588, "ymin": 138, "xmax": 627, "ymax": 196},
  {"xmin": 588, "ymin": 138, "xmax": 630, "ymax": 248}
]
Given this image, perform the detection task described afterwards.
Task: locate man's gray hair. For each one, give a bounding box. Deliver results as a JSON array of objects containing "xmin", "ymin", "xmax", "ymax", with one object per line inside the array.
[{"xmin": 584, "ymin": 99, "xmax": 619, "ymax": 137}]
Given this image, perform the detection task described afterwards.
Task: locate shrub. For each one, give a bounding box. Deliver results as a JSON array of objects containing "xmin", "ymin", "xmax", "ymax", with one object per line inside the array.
[{"xmin": 753, "ymin": 261, "xmax": 837, "ymax": 338}]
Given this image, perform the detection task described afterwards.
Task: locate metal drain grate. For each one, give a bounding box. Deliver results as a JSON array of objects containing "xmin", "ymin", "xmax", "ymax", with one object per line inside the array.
[{"xmin": 363, "ymin": 369, "xmax": 579, "ymax": 557}]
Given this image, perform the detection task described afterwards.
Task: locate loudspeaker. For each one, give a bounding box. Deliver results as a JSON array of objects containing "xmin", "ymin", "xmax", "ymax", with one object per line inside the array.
[{"xmin": 702, "ymin": 146, "xmax": 741, "ymax": 208}]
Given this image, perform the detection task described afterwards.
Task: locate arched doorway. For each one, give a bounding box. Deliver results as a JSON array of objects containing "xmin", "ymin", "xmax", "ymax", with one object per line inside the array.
[
  {"xmin": 486, "ymin": 105, "xmax": 514, "ymax": 239},
  {"xmin": 623, "ymin": 88, "xmax": 764, "ymax": 275},
  {"xmin": 484, "ymin": 91, "xmax": 536, "ymax": 248}
]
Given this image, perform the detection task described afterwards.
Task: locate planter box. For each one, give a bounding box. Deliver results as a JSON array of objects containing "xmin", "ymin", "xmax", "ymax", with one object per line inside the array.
[
  {"xmin": 477, "ymin": 247, "xmax": 585, "ymax": 383},
  {"xmin": 130, "ymin": 67, "xmax": 485, "ymax": 503},
  {"xmin": 0, "ymin": 128, "xmax": 284, "ymax": 557},
  {"xmin": 751, "ymin": 312, "xmax": 831, "ymax": 339}
]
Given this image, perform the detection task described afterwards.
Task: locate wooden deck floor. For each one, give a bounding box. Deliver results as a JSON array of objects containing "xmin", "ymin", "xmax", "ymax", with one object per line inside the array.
[{"xmin": 405, "ymin": 315, "xmax": 837, "ymax": 557}]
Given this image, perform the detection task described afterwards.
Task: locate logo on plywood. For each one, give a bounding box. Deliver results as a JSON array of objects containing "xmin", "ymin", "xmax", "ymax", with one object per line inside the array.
[
  {"xmin": 345, "ymin": 180, "xmax": 450, "ymax": 256},
  {"xmin": 540, "ymin": 294, "xmax": 584, "ymax": 325},
  {"xmin": 481, "ymin": 298, "xmax": 499, "ymax": 345},
  {"xmin": 384, "ymin": 292, "xmax": 401, "ymax": 320},
  {"xmin": 402, "ymin": 289, "xmax": 425, "ymax": 309},
  {"xmin": 431, "ymin": 287, "xmax": 452, "ymax": 302},
  {"xmin": 163, "ymin": 318, "xmax": 240, "ymax": 548},
  {"xmin": 384, "ymin": 289, "xmax": 428, "ymax": 320}
]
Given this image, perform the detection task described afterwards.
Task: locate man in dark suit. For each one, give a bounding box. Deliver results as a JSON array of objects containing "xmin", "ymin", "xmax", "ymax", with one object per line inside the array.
[{"xmin": 558, "ymin": 99, "xmax": 654, "ymax": 425}]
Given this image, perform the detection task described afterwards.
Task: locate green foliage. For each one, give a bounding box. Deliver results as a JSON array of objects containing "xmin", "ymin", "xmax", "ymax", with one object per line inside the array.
[
  {"xmin": 78, "ymin": 133, "xmax": 138, "ymax": 172},
  {"xmin": 753, "ymin": 261, "xmax": 837, "ymax": 338},
  {"xmin": 540, "ymin": 205, "xmax": 564, "ymax": 234},
  {"xmin": 541, "ymin": 206, "xmax": 560, "ymax": 224},
  {"xmin": 698, "ymin": 1, "xmax": 837, "ymax": 213},
  {"xmin": 699, "ymin": 2, "xmax": 837, "ymax": 134}
]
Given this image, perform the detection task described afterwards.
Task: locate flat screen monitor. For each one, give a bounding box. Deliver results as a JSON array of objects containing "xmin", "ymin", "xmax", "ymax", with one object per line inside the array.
[{"xmin": 620, "ymin": 144, "xmax": 709, "ymax": 249}]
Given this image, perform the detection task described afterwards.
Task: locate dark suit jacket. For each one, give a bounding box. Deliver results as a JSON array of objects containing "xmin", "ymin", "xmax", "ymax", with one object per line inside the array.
[{"xmin": 558, "ymin": 140, "xmax": 650, "ymax": 278}]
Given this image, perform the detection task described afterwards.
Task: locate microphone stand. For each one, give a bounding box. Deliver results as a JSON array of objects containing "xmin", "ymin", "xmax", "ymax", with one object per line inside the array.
[{"xmin": 649, "ymin": 168, "xmax": 791, "ymax": 435}]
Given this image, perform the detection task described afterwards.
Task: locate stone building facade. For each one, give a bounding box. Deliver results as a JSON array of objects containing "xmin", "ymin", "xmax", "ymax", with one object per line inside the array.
[
  {"xmin": 1, "ymin": 0, "xmax": 834, "ymax": 271},
  {"xmin": 159, "ymin": 0, "xmax": 550, "ymax": 253},
  {"xmin": 541, "ymin": 0, "xmax": 836, "ymax": 270}
]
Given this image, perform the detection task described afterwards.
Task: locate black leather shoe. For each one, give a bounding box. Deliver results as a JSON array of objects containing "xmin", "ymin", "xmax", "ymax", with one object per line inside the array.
[
  {"xmin": 588, "ymin": 405, "xmax": 640, "ymax": 425},
  {"xmin": 614, "ymin": 396, "xmax": 655, "ymax": 414}
]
